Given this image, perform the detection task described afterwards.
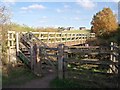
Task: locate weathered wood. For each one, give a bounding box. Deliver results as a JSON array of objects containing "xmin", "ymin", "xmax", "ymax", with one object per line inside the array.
[
  {"xmin": 63, "ymin": 51, "xmax": 68, "ymax": 78},
  {"xmin": 30, "ymin": 44, "xmax": 34, "ymax": 70},
  {"xmin": 8, "ymin": 31, "xmax": 120, "ymax": 81},
  {"xmin": 8, "ymin": 31, "xmax": 96, "ymax": 49},
  {"xmin": 109, "ymin": 42, "xmax": 117, "ymax": 73},
  {"xmin": 45, "ymin": 53, "xmax": 58, "ymax": 57},
  {"xmin": 16, "ymin": 32, "xmax": 19, "ymax": 56},
  {"xmin": 64, "ymin": 58, "xmax": 118, "ymax": 65},
  {"xmin": 58, "ymin": 44, "xmax": 64, "ymax": 79},
  {"xmin": 43, "ymin": 47, "xmax": 58, "ymax": 51},
  {"xmin": 47, "ymin": 32, "xmax": 49, "ymax": 45},
  {"xmin": 118, "ymin": 47, "xmax": 120, "ymax": 88},
  {"xmin": 64, "ymin": 49, "xmax": 110, "ymax": 54}
]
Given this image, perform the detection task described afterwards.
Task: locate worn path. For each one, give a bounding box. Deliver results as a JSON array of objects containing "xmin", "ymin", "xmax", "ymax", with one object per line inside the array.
[{"xmin": 3, "ymin": 72, "xmax": 57, "ymax": 88}]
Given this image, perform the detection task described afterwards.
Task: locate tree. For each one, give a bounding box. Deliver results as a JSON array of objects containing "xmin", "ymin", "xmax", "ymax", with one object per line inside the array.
[
  {"xmin": 0, "ymin": 5, "xmax": 11, "ymax": 64},
  {"xmin": 91, "ymin": 8, "xmax": 118, "ymax": 37}
]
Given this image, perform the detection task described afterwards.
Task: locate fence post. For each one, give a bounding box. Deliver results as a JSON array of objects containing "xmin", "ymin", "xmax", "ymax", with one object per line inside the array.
[
  {"xmin": 47, "ymin": 32, "xmax": 49, "ymax": 45},
  {"xmin": 34, "ymin": 44, "xmax": 42, "ymax": 76},
  {"xmin": 30, "ymin": 44, "xmax": 34, "ymax": 71},
  {"xmin": 64, "ymin": 46, "xmax": 68, "ymax": 79},
  {"xmin": 118, "ymin": 47, "xmax": 120, "ymax": 88},
  {"xmin": 108, "ymin": 42, "xmax": 117, "ymax": 74},
  {"xmin": 109, "ymin": 42, "xmax": 114, "ymax": 73},
  {"xmin": 58, "ymin": 44, "xmax": 64, "ymax": 79},
  {"xmin": 60, "ymin": 32, "xmax": 62, "ymax": 43},
  {"xmin": 16, "ymin": 32, "xmax": 19, "ymax": 56}
]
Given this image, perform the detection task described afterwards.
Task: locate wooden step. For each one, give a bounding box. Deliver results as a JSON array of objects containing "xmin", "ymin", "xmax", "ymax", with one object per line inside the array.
[
  {"xmin": 23, "ymin": 52, "xmax": 30, "ymax": 55},
  {"xmin": 21, "ymin": 48, "xmax": 29, "ymax": 52}
]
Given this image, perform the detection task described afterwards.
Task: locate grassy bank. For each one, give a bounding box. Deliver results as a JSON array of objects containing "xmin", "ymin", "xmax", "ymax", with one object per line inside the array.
[
  {"xmin": 2, "ymin": 65, "xmax": 38, "ymax": 87},
  {"xmin": 62, "ymin": 30, "xmax": 91, "ymax": 33}
]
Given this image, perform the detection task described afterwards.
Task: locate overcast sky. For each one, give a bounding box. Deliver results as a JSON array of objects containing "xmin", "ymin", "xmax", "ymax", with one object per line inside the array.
[{"xmin": 0, "ymin": 0, "xmax": 118, "ymax": 29}]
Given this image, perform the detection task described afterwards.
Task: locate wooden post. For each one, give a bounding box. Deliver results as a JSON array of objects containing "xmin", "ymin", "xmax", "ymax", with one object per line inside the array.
[
  {"xmin": 11, "ymin": 33, "xmax": 14, "ymax": 47},
  {"xmin": 109, "ymin": 42, "xmax": 114, "ymax": 73},
  {"xmin": 30, "ymin": 44, "xmax": 34, "ymax": 71},
  {"xmin": 64, "ymin": 46, "xmax": 68, "ymax": 79},
  {"xmin": 47, "ymin": 32, "xmax": 49, "ymax": 45},
  {"xmin": 35, "ymin": 44, "xmax": 42, "ymax": 76},
  {"xmin": 33, "ymin": 43, "xmax": 38, "ymax": 75},
  {"xmin": 7, "ymin": 32, "xmax": 10, "ymax": 47},
  {"xmin": 81, "ymin": 34, "xmax": 83, "ymax": 44},
  {"xmin": 70, "ymin": 34, "xmax": 72, "ymax": 41},
  {"xmin": 74, "ymin": 34, "xmax": 76, "ymax": 44},
  {"xmin": 54, "ymin": 32, "xmax": 56, "ymax": 45},
  {"xmin": 39, "ymin": 32, "xmax": 41, "ymax": 40},
  {"xmin": 60, "ymin": 32, "xmax": 62, "ymax": 43},
  {"xmin": 58, "ymin": 44, "xmax": 64, "ymax": 79},
  {"xmin": 118, "ymin": 47, "xmax": 120, "ymax": 88},
  {"xmin": 65, "ymin": 33, "xmax": 67, "ymax": 44},
  {"xmin": 16, "ymin": 32, "xmax": 19, "ymax": 56}
]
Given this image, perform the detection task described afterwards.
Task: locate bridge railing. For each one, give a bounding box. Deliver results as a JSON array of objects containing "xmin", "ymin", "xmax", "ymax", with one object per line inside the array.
[{"xmin": 7, "ymin": 31, "xmax": 95, "ymax": 48}]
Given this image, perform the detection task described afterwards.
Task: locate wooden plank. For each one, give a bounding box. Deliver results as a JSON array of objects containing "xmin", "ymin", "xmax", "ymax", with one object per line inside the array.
[
  {"xmin": 45, "ymin": 54, "xmax": 58, "ymax": 57},
  {"xmin": 64, "ymin": 58, "xmax": 118, "ymax": 65},
  {"xmin": 68, "ymin": 46, "xmax": 100, "ymax": 49},
  {"xmin": 64, "ymin": 49, "xmax": 99, "ymax": 54},
  {"xmin": 18, "ymin": 51, "xmax": 30, "ymax": 66},
  {"xmin": 44, "ymin": 47, "xmax": 58, "ymax": 51}
]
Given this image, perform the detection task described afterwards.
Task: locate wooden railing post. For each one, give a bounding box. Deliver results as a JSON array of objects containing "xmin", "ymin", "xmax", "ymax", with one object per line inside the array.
[
  {"xmin": 30, "ymin": 41, "xmax": 42, "ymax": 76},
  {"xmin": 54, "ymin": 32, "xmax": 56, "ymax": 45},
  {"xmin": 47, "ymin": 32, "xmax": 49, "ymax": 45},
  {"xmin": 30, "ymin": 44, "xmax": 34, "ymax": 71},
  {"xmin": 16, "ymin": 32, "xmax": 19, "ymax": 56},
  {"xmin": 108, "ymin": 42, "xmax": 117, "ymax": 74},
  {"xmin": 109, "ymin": 42, "xmax": 114, "ymax": 73},
  {"xmin": 58, "ymin": 44, "xmax": 64, "ymax": 79},
  {"xmin": 60, "ymin": 32, "xmax": 62, "ymax": 43}
]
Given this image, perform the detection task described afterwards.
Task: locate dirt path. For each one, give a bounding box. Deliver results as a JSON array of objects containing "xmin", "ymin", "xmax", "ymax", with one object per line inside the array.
[{"xmin": 4, "ymin": 72, "xmax": 57, "ymax": 88}]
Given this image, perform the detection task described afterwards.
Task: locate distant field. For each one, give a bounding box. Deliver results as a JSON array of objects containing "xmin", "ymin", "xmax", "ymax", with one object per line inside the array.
[{"xmin": 62, "ymin": 30, "xmax": 91, "ymax": 33}]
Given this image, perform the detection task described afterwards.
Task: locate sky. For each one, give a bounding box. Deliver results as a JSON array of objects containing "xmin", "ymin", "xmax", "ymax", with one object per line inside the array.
[{"xmin": 0, "ymin": 0, "xmax": 118, "ymax": 29}]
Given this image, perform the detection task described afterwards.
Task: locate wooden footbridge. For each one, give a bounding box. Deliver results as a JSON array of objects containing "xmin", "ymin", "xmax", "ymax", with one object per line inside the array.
[
  {"xmin": 7, "ymin": 31, "xmax": 95, "ymax": 74},
  {"xmin": 8, "ymin": 31, "xmax": 95, "ymax": 48},
  {"xmin": 7, "ymin": 31, "xmax": 120, "ymax": 82}
]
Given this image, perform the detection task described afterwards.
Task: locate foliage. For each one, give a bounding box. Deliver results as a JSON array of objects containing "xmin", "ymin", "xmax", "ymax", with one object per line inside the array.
[
  {"xmin": 0, "ymin": 5, "xmax": 11, "ymax": 64},
  {"xmin": 91, "ymin": 8, "xmax": 118, "ymax": 37},
  {"xmin": 116, "ymin": 26, "xmax": 120, "ymax": 44}
]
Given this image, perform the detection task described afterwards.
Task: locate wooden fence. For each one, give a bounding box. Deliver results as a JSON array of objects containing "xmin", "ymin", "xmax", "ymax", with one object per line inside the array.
[
  {"xmin": 39, "ymin": 42, "xmax": 119, "ymax": 79},
  {"xmin": 7, "ymin": 31, "xmax": 120, "ymax": 84}
]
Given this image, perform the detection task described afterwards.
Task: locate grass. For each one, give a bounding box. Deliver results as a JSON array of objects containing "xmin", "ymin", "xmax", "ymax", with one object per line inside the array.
[
  {"xmin": 62, "ymin": 30, "xmax": 91, "ymax": 34},
  {"xmin": 2, "ymin": 65, "xmax": 39, "ymax": 86},
  {"xmin": 50, "ymin": 77, "xmax": 85, "ymax": 88},
  {"xmin": 50, "ymin": 77, "xmax": 103, "ymax": 88}
]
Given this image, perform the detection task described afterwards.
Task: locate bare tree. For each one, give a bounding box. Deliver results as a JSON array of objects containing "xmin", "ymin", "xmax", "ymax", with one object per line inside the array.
[{"xmin": 0, "ymin": 5, "xmax": 11, "ymax": 65}]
